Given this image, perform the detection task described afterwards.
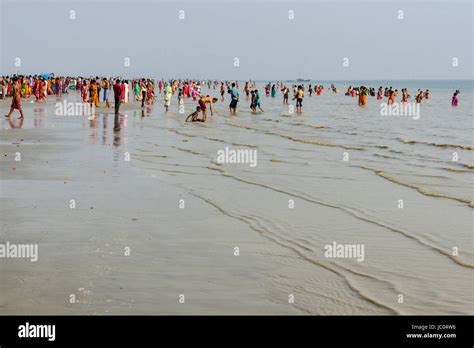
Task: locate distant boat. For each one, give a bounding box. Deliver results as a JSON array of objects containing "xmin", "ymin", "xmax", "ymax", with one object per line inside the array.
[{"xmin": 297, "ymin": 78, "xmax": 310, "ymax": 82}]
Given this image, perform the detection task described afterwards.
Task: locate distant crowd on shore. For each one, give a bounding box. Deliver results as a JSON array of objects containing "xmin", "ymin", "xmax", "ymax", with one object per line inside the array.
[{"xmin": 1, "ymin": 75, "xmax": 461, "ymax": 122}]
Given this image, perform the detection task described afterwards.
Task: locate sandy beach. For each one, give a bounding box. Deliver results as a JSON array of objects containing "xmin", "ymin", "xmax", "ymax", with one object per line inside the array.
[{"xmin": 1, "ymin": 81, "xmax": 473, "ymax": 315}]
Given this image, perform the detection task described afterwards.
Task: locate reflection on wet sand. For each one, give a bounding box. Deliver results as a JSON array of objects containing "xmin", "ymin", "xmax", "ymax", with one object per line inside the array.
[
  {"xmin": 7, "ymin": 117, "xmax": 24, "ymax": 129},
  {"xmin": 33, "ymin": 108, "xmax": 45, "ymax": 128}
]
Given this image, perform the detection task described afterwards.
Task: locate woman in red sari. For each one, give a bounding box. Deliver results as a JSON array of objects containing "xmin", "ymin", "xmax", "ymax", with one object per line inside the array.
[
  {"xmin": 81, "ymin": 80, "xmax": 88, "ymax": 102},
  {"xmin": 146, "ymin": 81, "xmax": 154, "ymax": 105},
  {"xmin": 4, "ymin": 77, "xmax": 25, "ymax": 119},
  {"xmin": 33, "ymin": 78, "xmax": 40, "ymax": 101}
]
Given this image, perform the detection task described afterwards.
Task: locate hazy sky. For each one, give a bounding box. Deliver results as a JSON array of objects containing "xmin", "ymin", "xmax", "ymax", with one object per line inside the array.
[{"xmin": 1, "ymin": 0, "xmax": 472, "ymax": 80}]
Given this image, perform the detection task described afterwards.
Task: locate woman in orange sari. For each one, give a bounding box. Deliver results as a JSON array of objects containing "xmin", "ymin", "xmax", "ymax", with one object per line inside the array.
[
  {"xmin": 388, "ymin": 90, "xmax": 395, "ymax": 104},
  {"xmin": 38, "ymin": 79, "xmax": 47, "ymax": 102},
  {"xmin": 89, "ymin": 80, "xmax": 99, "ymax": 107},
  {"xmin": 358, "ymin": 86, "xmax": 367, "ymax": 106},
  {"xmin": 47, "ymin": 79, "xmax": 53, "ymax": 95}
]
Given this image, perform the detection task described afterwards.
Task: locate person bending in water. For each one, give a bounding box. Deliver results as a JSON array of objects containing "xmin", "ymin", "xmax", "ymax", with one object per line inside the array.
[
  {"xmin": 198, "ymin": 95, "xmax": 217, "ymax": 122},
  {"xmin": 186, "ymin": 106, "xmax": 202, "ymax": 122}
]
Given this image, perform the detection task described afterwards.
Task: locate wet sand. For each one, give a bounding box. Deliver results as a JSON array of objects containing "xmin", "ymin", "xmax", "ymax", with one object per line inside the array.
[
  {"xmin": 0, "ymin": 116, "xmax": 301, "ymax": 314},
  {"xmin": 1, "ymin": 85, "xmax": 473, "ymax": 314}
]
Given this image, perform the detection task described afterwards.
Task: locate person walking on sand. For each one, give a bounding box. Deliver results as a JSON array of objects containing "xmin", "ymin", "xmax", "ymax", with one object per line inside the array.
[
  {"xmin": 102, "ymin": 78, "xmax": 109, "ymax": 103},
  {"xmin": 113, "ymin": 79, "xmax": 124, "ymax": 131},
  {"xmin": 113, "ymin": 79, "xmax": 124, "ymax": 115},
  {"xmin": 4, "ymin": 77, "xmax": 25, "ymax": 119}
]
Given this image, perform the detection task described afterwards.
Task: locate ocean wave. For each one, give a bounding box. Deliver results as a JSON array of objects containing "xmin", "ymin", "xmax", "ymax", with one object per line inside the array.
[
  {"xmin": 398, "ymin": 137, "xmax": 474, "ymax": 150},
  {"xmin": 226, "ymin": 121, "xmax": 364, "ymax": 150},
  {"xmin": 188, "ymin": 190, "xmax": 399, "ymax": 314},
  {"xmin": 205, "ymin": 164, "xmax": 473, "ymax": 268},
  {"xmin": 357, "ymin": 165, "xmax": 473, "ymax": 208}
]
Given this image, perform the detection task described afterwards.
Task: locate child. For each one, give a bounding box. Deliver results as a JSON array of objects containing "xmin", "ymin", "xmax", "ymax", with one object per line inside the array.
[
  {"xmin": 250, "ymin": 90, "xmax": 256, "ymax": 112},
  {"xmin": 254, "ymin": 90, "xmax": 264, "ymax": 112},
  {"xmin": 186, "ymin": 106, "xmax": 202, "ymax": 122}
]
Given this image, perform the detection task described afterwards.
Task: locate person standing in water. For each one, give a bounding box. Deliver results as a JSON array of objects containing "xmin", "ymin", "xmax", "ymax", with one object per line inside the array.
[
  {"xmin": 358, "ymin": 86, "xmax": 367, "ymax": 106},
  {"xmin": 376, "ymin": 86, "xmax": 383, "ymax": 100},
  {"xmin": 281, "ymin": 85, "xmax": 289, "ymax": 104},
  {"xmin": 424, "ymin": 89, "xmax": 430, "ymax": 100},
  {"xmin": 416, "ymin": 89, "xmax": 423, "ymax": 103},
  {"xmin": 96, "ymin": 76, "xmax": 101, "ymax": 103},
  {"xmin": 244, "ymin": 82, "xmax": 250, "ymax": 99},
  {"xmin": 164, "ymin": 83, "xmax": 172, "ymax": 111},
  {"xmin": 141, "ymin": 79, "xmax": 147, "ymax": 107},
  {"xmin": 452, "ymin": 90, "xmax": 459, "ymax": 106},
  {"xmin": 220, "ymin": 82, "xmax": 225, "ymax": 101},
  {"xmin": 271, "ymin": 84, "xmax": 276, "ymax": 98},
  {"xmin": 229, "ymin": 82, "xmax": 239, "ymax": 115},
  {"xmin": 401, "ymin": 88, "xmax": 409, "ymax": 103},
  {"xmin": 388, "ymin": 89, "xmax": 395, "ymax": 105},
  {"xmin": 265, "ymin": 83, "xmax": 271, "ymax": 97},
  {"xmin": 294, "ymin": 85, "xmax": 304, "ymax": 113}
]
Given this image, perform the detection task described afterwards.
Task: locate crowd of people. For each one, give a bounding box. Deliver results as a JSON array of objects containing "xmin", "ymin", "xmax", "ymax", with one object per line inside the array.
[{"xmin": 0, "ymin": 74, "xmax": 461, "ymax": 122}]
